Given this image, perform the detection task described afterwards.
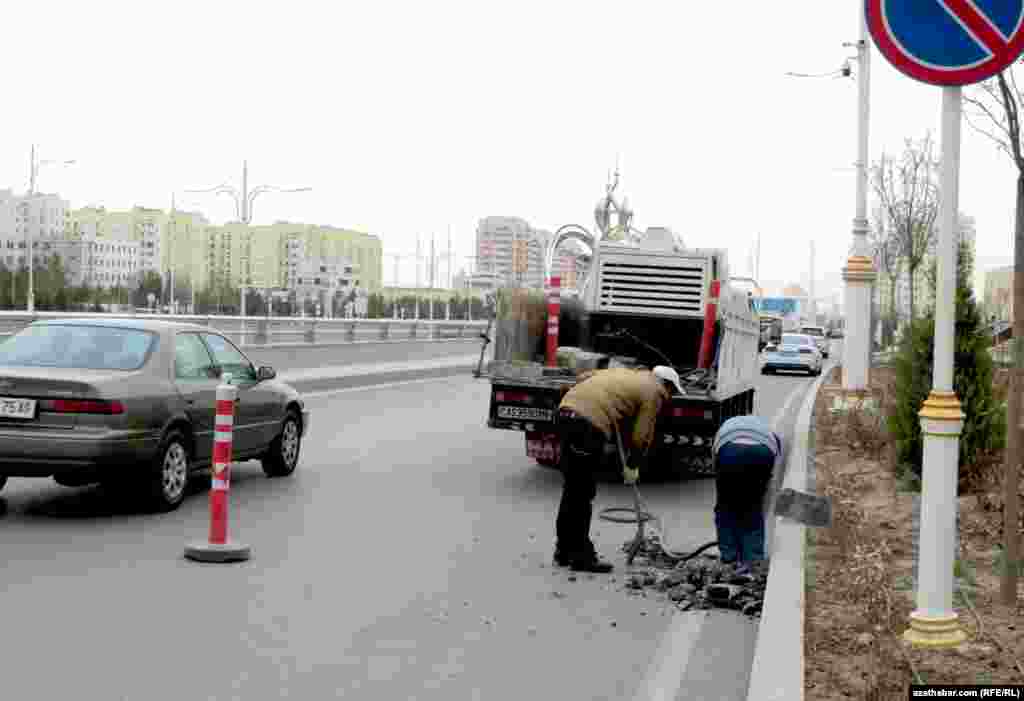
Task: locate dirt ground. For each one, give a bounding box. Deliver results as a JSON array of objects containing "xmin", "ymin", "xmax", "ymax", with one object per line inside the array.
[{"xmin": 804, "ymin": 366, "xmax": 1024, "ymax": 699}]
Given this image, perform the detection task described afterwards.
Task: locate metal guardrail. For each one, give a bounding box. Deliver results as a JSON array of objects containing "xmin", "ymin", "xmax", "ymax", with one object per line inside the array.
[{"xmin": 0, "ymin": 311, "xmax": 490, "ymax": 348}]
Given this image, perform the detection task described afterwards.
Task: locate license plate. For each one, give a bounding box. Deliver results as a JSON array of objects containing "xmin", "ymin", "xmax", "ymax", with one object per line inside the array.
[
  {"xmin": 497, "ymin": 406, "xmax": 553, "ymax": 421},
  {"xmin": 0, "ymin": 397, "xmax": 36, "ymax": 419}
]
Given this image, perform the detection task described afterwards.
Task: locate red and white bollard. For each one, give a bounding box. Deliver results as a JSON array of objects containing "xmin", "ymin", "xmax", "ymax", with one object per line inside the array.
[
  {"xmin": 185, "ymin": 372, "xmax": 251, "ymax": 563},
  {"xmin": 546, "ymin": 276, "xmax": 561, "ymax": 368},
  {"xmin": 697, "ymin": 279, "xmax": 720, "ymax": 370}
]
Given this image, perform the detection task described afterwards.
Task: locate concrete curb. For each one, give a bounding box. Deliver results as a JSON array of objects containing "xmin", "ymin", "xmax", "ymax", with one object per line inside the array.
[{"xmin": 745, "ymin": 363, "xmax": 831, "ymax": 701}]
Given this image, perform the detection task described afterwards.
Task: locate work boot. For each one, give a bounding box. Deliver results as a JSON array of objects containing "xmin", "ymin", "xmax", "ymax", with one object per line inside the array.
[{"xmin": 568, "ymin": 550, "xmax": 614, "ymax": 573}]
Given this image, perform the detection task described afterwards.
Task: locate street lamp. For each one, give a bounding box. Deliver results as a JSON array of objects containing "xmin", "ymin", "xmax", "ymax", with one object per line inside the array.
[
  {"xmin": 25, "ymin": 145, "xmax": 76, "ymax": 313},
  {"xmin": 186, "ymin": 161, "xmax": 311, "ymax": 315}
]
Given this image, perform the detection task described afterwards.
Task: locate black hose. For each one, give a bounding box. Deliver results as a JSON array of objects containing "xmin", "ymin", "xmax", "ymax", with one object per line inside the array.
[{"xmin": 597, "ymin": 504, "xmax": 719, "ymax": 564}]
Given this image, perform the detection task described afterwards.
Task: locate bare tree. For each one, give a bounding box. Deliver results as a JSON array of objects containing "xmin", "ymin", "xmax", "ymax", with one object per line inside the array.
[
  {"xmin": 869, "ymin": 203, "xmax": 902, "ymax": 346},
  {"xmin": 964, "ymin": 69, "xmax": 1022, "ymax": 607},
  {"xmin": 871, "ymin": 134, "xmax": 941, "ymax": 323}
]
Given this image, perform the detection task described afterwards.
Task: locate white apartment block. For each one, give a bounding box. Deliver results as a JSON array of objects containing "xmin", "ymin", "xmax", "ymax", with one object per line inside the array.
[
  {"xmin": 283, "ymin": 235, "xmax": 357, "ymax": 315},
  {"xmin": 69, "ymin": 214, "xmax": 140, "ymax": 289},
  {"xmin": 475, "ymin": 216, "xmax": 550, "ymax": 290},
  {"xmin": 0, "ymin": 189, "xmax": 70, "ymax": 272}
]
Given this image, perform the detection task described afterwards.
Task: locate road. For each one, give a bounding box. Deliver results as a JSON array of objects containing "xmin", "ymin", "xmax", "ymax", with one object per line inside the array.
[
  {"xmin": 0, "ymin": 364, "xmax": 824, "ymax": 701},
  {"xmin": 243, "ymin": 338, "xmax": 483, "ymax": 373}
]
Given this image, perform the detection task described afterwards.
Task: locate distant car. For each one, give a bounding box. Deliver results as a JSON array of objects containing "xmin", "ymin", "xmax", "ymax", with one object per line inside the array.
[
  {"xmin": 0, "ymin": 318, "xmax": 310, "ymax": 511},
  {"xmin": 762, "ymin": 333, "xmax": 823, "ymax": 376},
  {"xmin": 800, "ymin": 325, "xmax": 830, "ymax": 358}
]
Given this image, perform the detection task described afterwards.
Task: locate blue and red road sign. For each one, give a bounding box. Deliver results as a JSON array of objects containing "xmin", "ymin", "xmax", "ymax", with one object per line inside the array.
[{"xmin": 866, "ymin": 0, "xmax": 1024, "ymax": 86}]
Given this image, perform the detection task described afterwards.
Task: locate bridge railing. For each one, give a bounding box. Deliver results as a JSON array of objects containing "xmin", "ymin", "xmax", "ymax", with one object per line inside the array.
[{"xmin": 0, "ymin": 311, "xmax": 490, "ymax": 348}]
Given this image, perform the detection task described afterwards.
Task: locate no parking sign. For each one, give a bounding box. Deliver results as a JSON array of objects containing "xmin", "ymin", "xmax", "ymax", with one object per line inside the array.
[{"xmin": 866, "ymin": 0, "xmax": 1024, "ymax": 86}]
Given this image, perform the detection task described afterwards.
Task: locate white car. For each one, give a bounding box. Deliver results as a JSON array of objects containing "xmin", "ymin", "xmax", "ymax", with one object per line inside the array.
[
  {"xmin": 762, "ymin": 333, "xmax": 823, "ymax": 376},
  {"xmin": 800, "ymin": 325, "xmax": 830, "ymax": 358}
]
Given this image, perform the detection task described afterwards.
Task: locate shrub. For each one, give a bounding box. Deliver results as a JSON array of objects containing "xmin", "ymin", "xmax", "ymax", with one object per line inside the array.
[{"xmin": 889, "ymin": 242, "xmax": 1006, "ymax": 483}]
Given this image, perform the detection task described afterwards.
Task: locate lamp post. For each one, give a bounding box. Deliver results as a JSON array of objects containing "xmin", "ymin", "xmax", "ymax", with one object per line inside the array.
[
  {"xmin": 25, "ymin": 145, "xmax": 75, "ymax": 313},
  {"xmin": 186, "ymin": 161, "xmax": 311, "ymax": 316},
  {"xmin": 841, "ymin": 5, "xmax": 877, "ymax": 394}
]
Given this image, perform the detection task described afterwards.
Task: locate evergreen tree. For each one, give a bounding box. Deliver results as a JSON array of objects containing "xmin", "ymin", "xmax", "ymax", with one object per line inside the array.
[{"xmin": 890, "ymin": 240, "xmax": 1006, "ymax": 478}]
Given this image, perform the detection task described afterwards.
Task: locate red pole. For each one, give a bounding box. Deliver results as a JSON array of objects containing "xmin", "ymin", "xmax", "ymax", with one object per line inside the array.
[
  {"xmin": 698, "ymin": 279, "xmax": 720, "ymax": 369},
  {"xmin": 184, "ymin": 372, "xmax": 251, "ymax": 562},
  {"xmin": 209, "ymin": 377, "xmax": 236, "ymax": 544},
  {"xmin": 546, "ymin": 276, "xmax": 561, "ymax": 367}
]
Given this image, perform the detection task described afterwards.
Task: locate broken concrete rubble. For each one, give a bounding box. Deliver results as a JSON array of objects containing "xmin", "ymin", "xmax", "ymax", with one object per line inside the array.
[{"xmin": 620, "ymin": 543, "xmax": 769, "ymax": 619}]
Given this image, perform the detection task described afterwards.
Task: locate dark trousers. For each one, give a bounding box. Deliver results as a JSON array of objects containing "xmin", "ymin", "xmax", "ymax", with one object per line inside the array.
[
  {"xmin": 714, "ymin": 442, "xmax": 775, "ymax": 564},
  {"xmin": 555, "ymin": 410, "xmax": 606, "ymax": 558}
]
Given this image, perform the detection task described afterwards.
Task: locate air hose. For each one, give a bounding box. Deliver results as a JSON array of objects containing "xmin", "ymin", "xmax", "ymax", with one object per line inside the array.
[{"xmin": 597, "ymin": 423, "xmax": 719, "ymax": 565}]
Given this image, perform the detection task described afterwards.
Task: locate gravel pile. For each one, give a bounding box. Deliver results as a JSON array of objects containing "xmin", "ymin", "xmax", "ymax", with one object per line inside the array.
[{"xmin": 620, "ymin": 537, "xmax": 769, "ymax": 618}]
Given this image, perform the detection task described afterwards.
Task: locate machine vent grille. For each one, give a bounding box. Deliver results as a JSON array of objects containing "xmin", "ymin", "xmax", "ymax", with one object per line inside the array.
[{"xmin": 596, "ymin": 248, "xmax": 708, "ymax": 318}]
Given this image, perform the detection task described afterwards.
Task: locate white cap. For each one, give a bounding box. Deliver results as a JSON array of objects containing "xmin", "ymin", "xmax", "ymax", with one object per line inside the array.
[{"xmin": 652, "ymin": 365, "xmax": 684, "ymax": 395}]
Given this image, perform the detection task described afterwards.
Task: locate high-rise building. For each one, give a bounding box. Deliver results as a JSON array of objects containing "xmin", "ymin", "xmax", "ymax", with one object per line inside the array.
[
  {"xmin": 0, "ymin": 188, "xmax": 70, "ymax": 273},
  {"xmin": 475, "ymin": 216, "xmax": 550, "ymax": 289}
]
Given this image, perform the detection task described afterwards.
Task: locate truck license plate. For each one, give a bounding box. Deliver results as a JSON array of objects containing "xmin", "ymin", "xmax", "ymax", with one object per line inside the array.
[
  {"xmin": 497, "ymin": 406, "xmax": 553, "ymax": 421},
  {"xmin": 0, "ymin": 397, "xmax": 36, "ymax": 419}
]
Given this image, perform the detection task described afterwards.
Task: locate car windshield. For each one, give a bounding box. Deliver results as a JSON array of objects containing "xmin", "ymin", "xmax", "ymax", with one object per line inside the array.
[
  {"xmin": 0, "ymin": 324, "xmax": 157, "ymax": 371},
  {"xmin": 781, "ymin": 334, "xmax": 811, "ymax": 347}
]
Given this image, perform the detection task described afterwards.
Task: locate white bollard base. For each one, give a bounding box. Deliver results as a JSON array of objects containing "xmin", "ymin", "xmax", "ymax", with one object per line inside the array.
[
  {"xmin": 842, "ymin": 255, "xmax": 876, "ymax": 393},
  {"xmin": 904, "ymin": 391, "xmax": 966, "ymax": 650},
  {"xmin": 903, "ymin": 611, "xmax": 967, "ymax": 649}
]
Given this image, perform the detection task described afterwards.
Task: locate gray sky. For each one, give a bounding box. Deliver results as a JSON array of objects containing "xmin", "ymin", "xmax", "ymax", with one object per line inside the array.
[{"xmin": 0, "ymin": 1, "xmax": 1017, "ymax": 294}]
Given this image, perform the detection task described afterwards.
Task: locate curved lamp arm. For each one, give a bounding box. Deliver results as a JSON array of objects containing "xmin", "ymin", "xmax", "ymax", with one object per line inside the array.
[
  {"xmin": 246, "ymin": 185, "xmax": 312, "ymax": 222},
  {"xmin": 186, "ymin": 185, "xmax": 243, "ymax": 221}
]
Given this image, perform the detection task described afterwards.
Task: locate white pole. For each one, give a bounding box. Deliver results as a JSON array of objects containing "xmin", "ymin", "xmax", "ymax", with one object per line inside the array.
[
  {"xmin": 903, "ymin": 85, "xmax": 966, "ymax": 649},
  {"xmin": 27, "ymin": 145, "xmax": 35, "ymax": 314},
  {"xmin": 842, "ymin": 3, "xmax": 876, "ymax": 393}
]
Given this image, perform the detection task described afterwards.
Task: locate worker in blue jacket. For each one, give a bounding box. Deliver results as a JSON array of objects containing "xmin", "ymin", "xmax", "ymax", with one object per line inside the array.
[{"xmin": 711, "ymin": 415, "xmax": 782, "ymax": 568}]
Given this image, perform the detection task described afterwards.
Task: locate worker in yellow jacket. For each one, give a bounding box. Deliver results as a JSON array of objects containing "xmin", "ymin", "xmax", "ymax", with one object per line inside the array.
[{"xmin": 554, "ymin": 365, "xmax": 684, "ymax": 572}]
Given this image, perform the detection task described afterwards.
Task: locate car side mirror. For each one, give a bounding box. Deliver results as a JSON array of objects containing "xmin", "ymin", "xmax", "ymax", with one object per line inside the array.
[{"xmin": 257, "ymin": 365, "xmax": 276, "ymax": 381}]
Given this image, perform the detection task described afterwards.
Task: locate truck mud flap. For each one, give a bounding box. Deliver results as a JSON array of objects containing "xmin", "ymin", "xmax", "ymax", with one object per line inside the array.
[{"xmin": 525, "ymin": 432, "xmax": 561, "ymax": 466}]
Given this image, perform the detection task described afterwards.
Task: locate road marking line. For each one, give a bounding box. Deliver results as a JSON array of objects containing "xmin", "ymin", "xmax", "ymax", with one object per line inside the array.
[
  {"xmin": 300, "ymin": 374, "xmax": 472, "ymax": 399},
  {"xmin": 630, "ymin": 612, "xmax": 707, "ymax": 701},
  {"xmin": 771, "ymin": 382, "xmax": 808, "ymax": 432}
]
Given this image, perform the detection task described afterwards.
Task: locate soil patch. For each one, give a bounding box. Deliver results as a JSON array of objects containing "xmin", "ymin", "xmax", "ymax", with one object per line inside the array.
[{"xmin": 805, "ymin": 366, "xmax": 1024, "ymax": 699}]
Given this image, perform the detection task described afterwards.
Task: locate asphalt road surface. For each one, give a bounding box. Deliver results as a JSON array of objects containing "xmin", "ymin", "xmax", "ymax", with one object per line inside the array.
[
  {"xmin": 244, "ymin": 338, "xmax": 483, "ymax": 373},
  {"xmin": 0, "ymin": 362, "xmax": 824, "ymax": 701}
]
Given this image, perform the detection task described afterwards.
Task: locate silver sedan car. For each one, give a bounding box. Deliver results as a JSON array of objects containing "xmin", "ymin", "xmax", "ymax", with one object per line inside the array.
[
  {"xmin": 0, "ymin": 318, "xmax": 310, "ymax": 511},
  {"xmin": 761, "ymin": 332, "xmax": 823, "ymax": 376}
]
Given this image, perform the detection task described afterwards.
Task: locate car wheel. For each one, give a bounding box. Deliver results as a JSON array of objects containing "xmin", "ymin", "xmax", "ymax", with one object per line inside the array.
[
  {"xmin": 263, "ymin": 411, "xmax": 301, "ymax": 478},
  {"xmin": 147, "ymin": 430, "xmax": 190, "ymax": 512}
]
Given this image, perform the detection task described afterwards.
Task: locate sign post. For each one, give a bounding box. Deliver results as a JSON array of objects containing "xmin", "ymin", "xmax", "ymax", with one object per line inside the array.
[{"xmin": 866, "ymin": 0, "xmax": 1024, "ymax": 649}]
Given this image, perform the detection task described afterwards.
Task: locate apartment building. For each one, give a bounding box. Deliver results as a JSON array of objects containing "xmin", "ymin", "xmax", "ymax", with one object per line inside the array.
[
  {"xmin": 0, "ymin": 189, "xmax": 71, "ymax": 272},
  {"xmin": 474, "ymin": 216, "xmax": 550, "ymax": 289}
]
